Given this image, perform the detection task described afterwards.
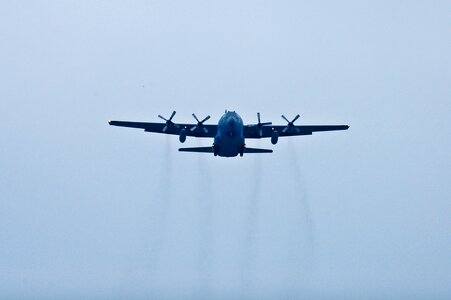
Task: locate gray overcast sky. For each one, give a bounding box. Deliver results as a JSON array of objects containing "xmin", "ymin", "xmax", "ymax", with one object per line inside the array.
[{"xmin": 1, "ymin": 1, "xmax": 450, "ymax": 299}]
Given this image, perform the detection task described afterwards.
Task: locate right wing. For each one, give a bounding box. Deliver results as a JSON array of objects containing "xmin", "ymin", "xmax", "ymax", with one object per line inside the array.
[
  {"xmin": 244, "ymin": 124, "xmax": 349, "ymax": 138},
  {"xmin": 108, "ymin": 120, "xmax": 217, "ymax": 138}
]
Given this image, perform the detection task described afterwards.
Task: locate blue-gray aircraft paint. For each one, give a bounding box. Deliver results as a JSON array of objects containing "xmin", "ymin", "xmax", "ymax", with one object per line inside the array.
[
  {"xmin": 214, "ymin": 111, "xmax": 245, "ymax": 157},
  {"xmin": 109, "ymin": 111, "xmax": 349, "ymax": 156}
]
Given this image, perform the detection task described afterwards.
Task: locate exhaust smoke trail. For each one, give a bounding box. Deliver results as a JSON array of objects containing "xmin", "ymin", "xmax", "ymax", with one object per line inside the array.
[
  {"xmin": 240, "ymin": 141, "xmax": 263, "ymax": 296},
  {"xmin": 197, "ymin": 141, "xmax": 214, "ymax": 295},
  {"xmin": 147, "ymin": 136, "xmax": 173, "ymax": 273},
  {"xmin": 286, "ymin": 139, "xmax": 315, "ymax": 286}
]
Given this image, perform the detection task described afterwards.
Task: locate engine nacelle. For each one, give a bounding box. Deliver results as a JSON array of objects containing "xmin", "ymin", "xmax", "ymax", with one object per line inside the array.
[
  {"xmin": 271, "ymin": 130, "xmax": 279, "ymax": 145},
  {"xmin": 179, "ymin": 129, "xmax": 187, "ymax": 143}
]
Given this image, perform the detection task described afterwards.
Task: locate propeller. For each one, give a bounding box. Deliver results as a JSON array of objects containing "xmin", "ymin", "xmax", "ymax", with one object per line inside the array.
[
  {"xmin": 281, "ymin": 114, "xmax": 300, "ymax": 133},
  {"xmin": 254, "ymin": 112, "xmax": 272, "ymax": 137},
  {"xmin": 190, "ymin": 113, "xmax": 210, "ymax": 134},
  {"xmin": 158, "ymin": 110, "xmax": 179, "ymax": 133}
]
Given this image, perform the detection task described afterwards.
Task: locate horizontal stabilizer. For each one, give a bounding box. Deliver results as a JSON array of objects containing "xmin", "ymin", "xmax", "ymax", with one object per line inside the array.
[
  {"xmin": 179, "ymin": 147, "xmax": 214, "ymax": 153},
  {"xmin": 244, "ymin": 147, "xmax": 273, "ymax": 154}
]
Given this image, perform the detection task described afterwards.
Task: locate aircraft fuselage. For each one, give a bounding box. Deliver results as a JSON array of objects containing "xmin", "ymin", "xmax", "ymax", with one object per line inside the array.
[{"xmin": 214, "ymin": 111, "xmax": 245, "ymax": 157}]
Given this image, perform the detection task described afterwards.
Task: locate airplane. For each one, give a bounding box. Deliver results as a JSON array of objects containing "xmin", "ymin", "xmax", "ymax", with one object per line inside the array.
[{"xmin": 108, "ymin": 111, "xmax": 349, "ymax": 157}]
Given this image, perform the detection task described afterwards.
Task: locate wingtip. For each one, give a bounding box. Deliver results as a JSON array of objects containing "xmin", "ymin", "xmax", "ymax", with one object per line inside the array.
[{"xmin": 108, "ymin": 120, "xmax": 112, "ymax": 125}]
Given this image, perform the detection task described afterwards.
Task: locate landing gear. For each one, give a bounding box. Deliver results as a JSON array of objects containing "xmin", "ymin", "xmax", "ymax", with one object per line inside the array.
[
  {"xmin": 239, "ymin": 145, "xmax": 245, "ymax": 157},
  {"xmin": 213, "ymin": 144, "xmax": 219, "ymax": 156}
]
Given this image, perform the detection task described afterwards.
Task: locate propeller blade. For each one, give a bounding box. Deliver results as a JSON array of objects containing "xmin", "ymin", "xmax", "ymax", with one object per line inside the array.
[
  {"xmin": 258, "ymin": 127, "xmax": 263, "ymax": 137},
  {"xmin": 158, "ymin": 115, "xmax": 168, "ymax": 121},
  {"xmin": 282, "ymin": 127, "xmax": 288, "ymax": 133},
  {"xmin": 192, "ymin": 113, "xmax": 200, "ymax": 122},
  {"xmin": 292, "ymin": 114, "xmax": 300, "ymax": 123},
  {"xmin": 190, "ymin": 126, "xmax": 197, "ymax": 132},
  {"xmin": 201, "ymin": 115, "xmax": 211, "ymax": 123},
  {"xmin": 202, "ymin": 127, "xmax": 209, "ymax": 134},
  {"xmin": 162, "ymin": 125, "xmax": 168, "ymax": 133},
  {"xmin": 169, "ymin": 111, "xmax": 176, "ymax": 121},
  {"xmin": 282, "ymin": 115, "xmax": 290, "ymax": 123},
  {"xmin": 257, "ymin": 112, "xmax": 261, "ymax": 123}
]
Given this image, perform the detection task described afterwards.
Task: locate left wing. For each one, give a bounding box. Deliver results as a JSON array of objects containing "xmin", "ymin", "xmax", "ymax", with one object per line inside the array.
[
  {"xmin": 108, "ymin": 120, "xmax": 217, "ymax": 138},
  {"xmin": 244, "ymin": 124, "xmax": 349, "ymax": 139}
]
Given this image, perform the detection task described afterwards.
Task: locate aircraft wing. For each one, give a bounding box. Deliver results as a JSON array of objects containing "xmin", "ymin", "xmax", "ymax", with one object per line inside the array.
[
  {"xmin": 244, "ymin": 124, "xmax": 349, "ymax": 139},
  {"xmin": 108, "ymin": 120, "xmax": 217, "ymax": 138}
]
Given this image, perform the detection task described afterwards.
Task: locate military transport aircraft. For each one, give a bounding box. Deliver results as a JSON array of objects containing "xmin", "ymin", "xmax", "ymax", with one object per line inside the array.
[{"xmin": 109, "ymin": 111, "xmax": 349, "ymax": 157}]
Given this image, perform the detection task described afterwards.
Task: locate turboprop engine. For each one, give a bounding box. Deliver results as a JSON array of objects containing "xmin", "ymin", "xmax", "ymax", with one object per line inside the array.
[
  {"xmin": 179, "ymin": 128, "xmax": 187, "ymax": 143},
  {"xmin": 271, "ymin": 130, "xmax": 279, "ymax": 145}
]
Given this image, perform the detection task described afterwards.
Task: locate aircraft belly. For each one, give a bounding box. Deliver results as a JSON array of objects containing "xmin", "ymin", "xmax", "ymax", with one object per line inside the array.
[{"xmin": 216, "ymin": 135, "xmax": 244, "ymax": 157}]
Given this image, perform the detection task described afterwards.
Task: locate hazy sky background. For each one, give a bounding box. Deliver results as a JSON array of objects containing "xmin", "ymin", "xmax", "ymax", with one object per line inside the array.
[{"xmin": 1, "ymin": 1, "xmax": 450, "ymax": 299}]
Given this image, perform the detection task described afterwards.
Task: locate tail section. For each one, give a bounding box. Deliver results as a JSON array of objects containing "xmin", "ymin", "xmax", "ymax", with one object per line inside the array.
[
  {"xmin": 243, "ymin": 147, "xmax": 273, "ymax": 154},
  {"xmin": 178, "ymin": 146, "xmax": 273, "ymax": 156},
  {"xmin": 178, "ymin": 147, "xmax": 214, "ymax": 153}
]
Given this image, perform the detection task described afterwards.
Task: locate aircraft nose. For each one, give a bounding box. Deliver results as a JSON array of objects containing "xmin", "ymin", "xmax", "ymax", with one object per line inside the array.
[{"xmin": 228, "ymin": 118, "xmax": 236, "ymax": 127}]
